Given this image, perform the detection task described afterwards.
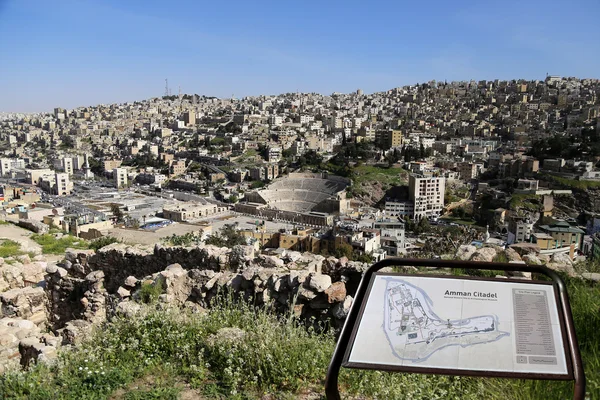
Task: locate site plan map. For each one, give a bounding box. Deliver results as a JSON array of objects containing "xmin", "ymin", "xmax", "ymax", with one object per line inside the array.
[{"xmin": 346, "ymin": 274, "xmax": 570, "ymax": 376}]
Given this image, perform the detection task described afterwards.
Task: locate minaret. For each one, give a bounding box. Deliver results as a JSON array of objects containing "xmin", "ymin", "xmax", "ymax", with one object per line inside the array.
[{"xmin": 83, "ymin": 153, "xmax": 94, "ymax": 179}]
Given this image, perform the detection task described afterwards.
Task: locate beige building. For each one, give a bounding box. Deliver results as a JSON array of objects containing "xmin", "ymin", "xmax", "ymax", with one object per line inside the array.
[
  {"xmin": 39, "ymin": 173, "xmax": 73, "ymax": 196},
  {"xmin": 170, "ymin": 160, "xmax": 187, "ymax": 177},
  {"xmin": 26, "ymin": 168, "xmax": 54, "ymax": 185},
  {"xmin": 104, "ymin": 159, "xmax": 122, "ymax": 172},
  {"xmin": 162, "ymin": 203, "xmax": 227, "ymax": 222},
  {"xmin": 409, "ymin": 174, "xmax": 445, "ymax": 220}
]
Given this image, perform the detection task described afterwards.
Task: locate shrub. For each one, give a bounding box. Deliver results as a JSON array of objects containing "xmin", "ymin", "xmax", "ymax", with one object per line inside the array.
[
  {"xmin": 139, "ymin": 279, "xmax": 165, "ymax": 304},
  {"xmin": 30, "ymin": 234, "xmax": 89, "ymax": 255},
  {"xmin": 89, "ymin": 236, "xmax": 120, "ymax": 251}
]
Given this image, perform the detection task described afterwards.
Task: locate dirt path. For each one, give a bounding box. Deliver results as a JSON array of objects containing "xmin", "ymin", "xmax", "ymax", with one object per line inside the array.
[{"xmin": 0, "ymin": 223, "xmax": 43, "ymax": 255}]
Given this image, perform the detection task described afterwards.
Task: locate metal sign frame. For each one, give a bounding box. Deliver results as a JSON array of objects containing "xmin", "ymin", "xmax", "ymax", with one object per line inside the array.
[{"xmin": 324, "ymin": 258, "xmax": 586, "ymax": 400}]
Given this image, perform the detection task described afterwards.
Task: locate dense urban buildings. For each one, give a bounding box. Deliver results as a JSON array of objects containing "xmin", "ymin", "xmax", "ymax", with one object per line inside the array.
[{"xmin": 1, "ymin": 75, "xmax": 600, "ymax": 261}]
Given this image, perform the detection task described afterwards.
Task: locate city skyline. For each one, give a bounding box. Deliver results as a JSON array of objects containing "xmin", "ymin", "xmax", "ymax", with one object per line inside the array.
[{"xmin": 1, "ymin": 0, "xmax": 600, "ymax": 112}]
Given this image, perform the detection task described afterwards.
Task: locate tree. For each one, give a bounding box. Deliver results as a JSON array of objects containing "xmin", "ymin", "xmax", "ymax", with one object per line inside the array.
[
  {"xmin": 334, "ymin": 242, "xmax": 354, "ymax": 259},
  {"xmin": 228, "ymin": 194, "xmax": 239, "ymax": 203},
  {"xmin": 110, "ymin": 203, "xmax": 124, "ymax": 223},
  {"xmin": 205, "ymin": 224, "xmax": 246, "ymax": 247}
]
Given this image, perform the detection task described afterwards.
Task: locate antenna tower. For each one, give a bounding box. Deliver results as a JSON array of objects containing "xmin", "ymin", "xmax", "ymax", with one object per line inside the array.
[{"xmin": 164, "ymin": 79, "xmax": 169, "ymax": 97}]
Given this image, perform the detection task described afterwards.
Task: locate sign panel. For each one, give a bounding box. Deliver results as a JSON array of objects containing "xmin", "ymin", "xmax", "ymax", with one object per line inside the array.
[{"xmin": 343, "ymin": 274, "xmax": 571, "ymax": 378}]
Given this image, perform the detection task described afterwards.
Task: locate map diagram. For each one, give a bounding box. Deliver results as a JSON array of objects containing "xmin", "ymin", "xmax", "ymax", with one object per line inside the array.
[{"xmin": 384, "ymin": 278, "xmax": 510, "ymax": 362}]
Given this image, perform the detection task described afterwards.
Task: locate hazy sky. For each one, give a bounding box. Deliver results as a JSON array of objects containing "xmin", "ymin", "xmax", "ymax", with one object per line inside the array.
[{"xmin": 1, "ymin": 0, "xmax": 599, "ymax": 113}]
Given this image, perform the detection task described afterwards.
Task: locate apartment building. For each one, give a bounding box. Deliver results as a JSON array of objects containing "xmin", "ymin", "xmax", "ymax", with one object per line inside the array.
[
  {"xmin": 409, "ymin": 174, "xmax": 445, "ymax": 220},
  {"xmin": 169, "ymin": 160, "xmax": 187, "ymax": 177},
  {"xmin": 113, "ymin": 168, "xmax": 128, "ymax": 188}
]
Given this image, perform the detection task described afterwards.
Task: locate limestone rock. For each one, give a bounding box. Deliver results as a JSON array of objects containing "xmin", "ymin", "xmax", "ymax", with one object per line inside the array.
[
  {"xmin": 503, "ymin": 248, "xmax": 522, "ymax": 262},
  {"xmin": 522, "ymin": 254, "xmax": 543, "ymax": 265},
  {"xmin": 333, "ymin": 296, "xmax": 353, "ymax": 319},
  {"xmin": 325, "ymin": 281, "xmax": 347, "ymax": 303},
  {"xmin": 258, "ymin": 255, "xmax": 284, "ymax": 269},
  {"xmin": 60, "ymin": 320, "xmax": 93, "ymax": 345},
  {"xmin": 546, "ymin": 262, "xmax": 576, "ymax": 277},
  {"xmin": 115, "ymin": 301, "xmax": 142, "ymax": 318},
  {"xmin": 124, "ymin": 275, "xmax": 138, "ymax": 287},
  {"xmin": 229, "ymin": 245, "xmax": 255, "ymax": 268},
  {"xmin": 116, "ymin": 286, "xmax": 131, "ymax": 299},
  {"xmin": 582, "ymin": 273, "xmax": 600, "ymax": 282},
  {"xmin": 470, "ymin": 247, "xmax": 497, "ymax": 263},
  {"xmin": 297, "ymin": 286, "xmax": 317, "ymax": 301},
  {"xmin": 551, "ymin": 252, "xmax": 573, "ymax": 265},
  {"xmin": 308, "ymin": 274, "xmax": 332, "ymax": 292},
  {"xmin": 456, "ymin": 245, "xmax": 477, "ymax": 261},
  {"xmin": 288, "ymin": 270, "xmax": 309, "ymax": 287}
]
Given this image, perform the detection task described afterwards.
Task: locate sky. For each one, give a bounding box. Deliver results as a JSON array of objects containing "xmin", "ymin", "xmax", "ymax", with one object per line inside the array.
[{"xmin": 1, "ymin": 0, "xmax": 599, "ymax": 113}]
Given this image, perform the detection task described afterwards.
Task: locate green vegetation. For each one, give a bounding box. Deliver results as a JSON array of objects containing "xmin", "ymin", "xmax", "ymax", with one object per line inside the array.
[
  {"xmin": 509, "ymin": 194, "xmax": 541, "ymax": 211},
  {"xmin": 88, "ymin": 236, "xmax": 120, "ymax": 252},
  {"xmin": 440, "ymin": 216, "xmax": 477, "ymax": 226},
  {"xmin": 162, "ymin": 232, "xmax": 201, "ymax": 247},
  {"xmin": 31, "ymin": 234, "xmax": 89, "ymax": 255},
  {"xmin": 542, "ymin": 174, "xmax": 600, "ymax": 190},
  {"xmin": 139, "ymin": 279, "xmax": 165, "ymax": 304},
  {"xmin": 0, "ymin": 239, "xmax": 26, "ymax": 258},
  {"xmin": 486, "ymin": 274, "xmax": 600, "ymax": 399},
  {"xmin": 351, "ymin": 164, "xmax": 407, "ymax": 187},
  {"xmin": 320, "ymin": 242, "xmax": 374, "ymax": 264},
  {"xmin": 0, "ymin": 295, "xmax": 487, "ymax": 399},
  {"xmin": 205, "ymin": 224, "xmax": 246, "ymax": 248},
  {"xmin": 110, "ymin": 204, "xmax": 125, "ymax": 223},
  {"xmin": 250, "ymin": 180, "xmax": 265, "ymax": 189}
]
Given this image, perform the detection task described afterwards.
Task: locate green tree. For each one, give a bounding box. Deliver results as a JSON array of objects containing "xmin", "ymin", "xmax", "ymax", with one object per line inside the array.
[
  {"xmin": 334, "ymin": 242, "xmax": 354, "ymax": 259},
  {"xmin": 110, "ymin": 203, "xmax": 124, "ymax": 223},
  {"xmin": 205, "ymin": 224, "xmax": 246, "ymax": 247}
]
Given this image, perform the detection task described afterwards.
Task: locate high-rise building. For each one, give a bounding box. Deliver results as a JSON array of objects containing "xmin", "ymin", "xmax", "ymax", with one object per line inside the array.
[
  {"xmin": 62, "ymin": 157, "xmax": 74, "ymax": 175},
  {"xmin": 54, "ymin": 173, "xmax": 73, "ymax": 196},
  {"xmin": 113, "ymin": 168, "xmax": 128, "ymax": 188},
  {"xmin": 409, "ymin": 174, "xmax": 445, "ymax": 220},
  {"xmin": 183, "ymin": 111, "xmax": 196, "ymax": 126}
]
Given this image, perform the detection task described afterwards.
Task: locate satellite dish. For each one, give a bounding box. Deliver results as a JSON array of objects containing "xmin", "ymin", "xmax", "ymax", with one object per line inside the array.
[{"xmin": 52, "ymin": 208, "xmax": 58, "ymax": 216}]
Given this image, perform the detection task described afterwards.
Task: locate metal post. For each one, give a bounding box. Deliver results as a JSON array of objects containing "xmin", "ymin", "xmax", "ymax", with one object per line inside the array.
[{"xmin": 324, "ymin": 258, "xmax": 586, "ymax": 400}]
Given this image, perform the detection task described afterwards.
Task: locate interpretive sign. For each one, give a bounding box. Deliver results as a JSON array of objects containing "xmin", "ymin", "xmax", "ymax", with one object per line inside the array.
[{"xmin": 343, "ymin": 274, "xmax": 572, "ymax": 378}]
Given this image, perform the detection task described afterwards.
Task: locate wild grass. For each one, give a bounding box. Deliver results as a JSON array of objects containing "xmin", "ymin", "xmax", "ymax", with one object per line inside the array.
[
  {"xmin": 0, "ymin": 239, "xmax": 24, "ymax": 258},
  {"xmin": 30, "ymin": 233, "xmax": 89, "ymax": 255},
  {"xmin": 0, "ymin": 276, "xmax": 596, "ymax": 399}
]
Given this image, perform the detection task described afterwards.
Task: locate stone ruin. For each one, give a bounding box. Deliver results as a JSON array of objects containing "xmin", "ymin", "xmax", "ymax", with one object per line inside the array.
[{"xmin": 0, "ymin": 240, "xmax": 596, "ymax": 373}]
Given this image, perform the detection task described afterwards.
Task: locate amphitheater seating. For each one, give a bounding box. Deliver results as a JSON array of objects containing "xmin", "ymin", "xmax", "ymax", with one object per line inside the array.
[{"xmin": 254, "ymin": 175, "xmax": 348, "ymax": 213}]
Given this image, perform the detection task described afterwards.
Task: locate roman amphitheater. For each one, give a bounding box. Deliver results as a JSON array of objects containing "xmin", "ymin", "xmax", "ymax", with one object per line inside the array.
[{"xmin": 235, "ymin": 172, "xmax": 351, "ymax": 226}]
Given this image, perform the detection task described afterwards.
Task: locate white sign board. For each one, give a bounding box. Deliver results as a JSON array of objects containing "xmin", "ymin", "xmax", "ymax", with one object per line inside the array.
[{"xmin": 344, "ymin": 274, "xmax": 571, "ymax": 378}]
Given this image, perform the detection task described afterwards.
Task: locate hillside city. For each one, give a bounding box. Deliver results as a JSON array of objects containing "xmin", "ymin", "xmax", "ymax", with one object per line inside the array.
[
  {"xmin": 2, "ymin": 76, "xmax": 600, "ymax": 260},
  {"xmin": 0, "ymin": 76, "xmax": 599, "ymax": 398}
]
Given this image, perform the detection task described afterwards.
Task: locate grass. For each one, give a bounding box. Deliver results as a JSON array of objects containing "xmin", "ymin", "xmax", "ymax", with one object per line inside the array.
[
  {"xmin": 439, "ymin": 216, "xmax": 477, "ymax": 226},
  {"xmin": 352, "ymin": 164, "xmax": 407, "ymax": 187},
  {"xmin": 484, "ymin": 274, "xmax": 600, "ymax": 399},
  {"xmin": 509, "ymin": 194, "xmax": 540, "ymax": 211},
  {"xmin": 542, "ymin": 174, "xmax": 600, "ymax": 190},
  {"xmin": 0, "ymin": 239, "xmax": 25, "ymax": 258},
  {"xmin": 31, "ymin": 233, "xmax": 89, "ymax": 255},
  {"xmin": 0, "ymin": 276, "xmax": 597, "ymax": 399},
  {"xmin": 0, "ymin": 294, "xmax": 487, "ymax": 400}
]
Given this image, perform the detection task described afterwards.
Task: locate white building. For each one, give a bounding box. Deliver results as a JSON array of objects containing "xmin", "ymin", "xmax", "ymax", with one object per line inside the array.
[
  {"xmin": 62, "ymin": 157, "xmax": 74, "ymax": 175},
  {"xmin": 113, "ymin": 168, "xmax": 128, "ymax": 188},
  {"xmin": 384, "ymin": 199, "xmax": 415, "ymax": 217},
  {"xmin": 409, "ymin": 174, "xmax": 445, "ymax": 220}
]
